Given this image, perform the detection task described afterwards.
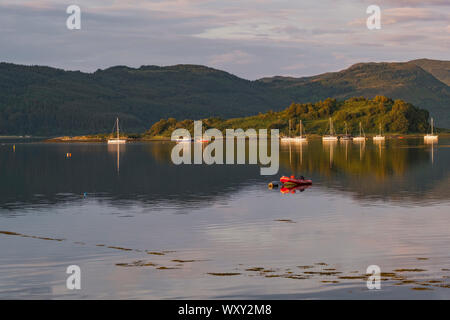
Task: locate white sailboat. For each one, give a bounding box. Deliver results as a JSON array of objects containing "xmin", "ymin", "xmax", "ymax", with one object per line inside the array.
[
  {"xmin": 175, "ymin": 136, "xmax": 193, "ymax": 143},
  {"xmin": 424, "ymin": 117, "xmax": 438, "ymax": 141},
  {"xmin": 340, "ymin": 121, "xmax": 352, "ymax": 141},
  {"xmin": 107, "ymin": 117, "xmax": 127, "ymax": 144},
  {"xmin": 280, "ymin": 119, "xmax": 294, "ymax": 142},
  {"xmin": 373, "ymin": 123, "xmax": 385, "ymax": 141},
  {"xmin": 353, "ymin": 122, "xmax": 366, "ymax": 142},
  {"xmin": 291, "ymin": 120, "xmax": 308, "ymax": 142},
  {"xmin": 322, "ymin": 117, "xmax": 339, "ymax": 141}
]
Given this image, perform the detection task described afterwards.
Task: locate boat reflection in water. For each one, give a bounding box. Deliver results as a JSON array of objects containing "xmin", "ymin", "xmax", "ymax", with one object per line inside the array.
[
  {"xmin": 280, "ymin": 184, "xmax": 311, "ymax": 194},
  {"xmin": 0, "ymin": 137, "xmax": 450, "ymax": 299},
  {"xmin": 107, "ymin": 143, "xmax": 126, "ymax": 174},
  {"xmin": 322, "ymin": 139, "xmax": 338, "ymax": 168},
  {"xmin": 278, "ymin": 137, "xmax": 447, "ymax": 204},
  {"xmin": 0, "ymin": 137, "xmax": 447, "ymax": 210},
  {"xmin": 424, "ymin": 138, "xmax": 437, "ymax": 165}
]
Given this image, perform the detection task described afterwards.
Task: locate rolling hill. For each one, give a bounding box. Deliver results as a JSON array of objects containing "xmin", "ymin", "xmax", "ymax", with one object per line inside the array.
[
  {"xmin": 0, "ymin": 59, "xmax": 448, "ymax": 135},
  {"xmin": 259, "ymin": 60, "xmax": 450, "ymax": 128},
  {"xmin": 0, "ymin": 64, "xmax": 285, "ymax": 135},
  {"xmin": 409, "ymin": 59, "xmax": 450, "ymax": 86},
  {"xmin": 146, "ymin": 96, "xmax": 430, "ymax": 137}
]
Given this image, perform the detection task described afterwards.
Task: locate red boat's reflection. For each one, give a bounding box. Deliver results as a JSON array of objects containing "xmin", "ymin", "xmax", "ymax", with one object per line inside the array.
[{"xmin": 280, "ymin": 184, "xmax": 311, "ymax": 194}]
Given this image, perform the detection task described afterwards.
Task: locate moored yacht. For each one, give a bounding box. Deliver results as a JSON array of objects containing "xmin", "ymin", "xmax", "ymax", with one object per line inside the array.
[
  {"xmin": 424, "ymin": 117, "xmax": 438, "ymax": 141},
  {"xmin": 107, "ymin": 117, "xmax": 127, "ymax": 144},
  {"xmin": 373, "ymin": 123, "xmax": 385, "ymax": 141},
  {"xmin": 175, "ymin": 137, "xmax": 193, "ymax": 143},
  {"xmin": 280, "ymin": 119, "xmax": 295, "ymax": 142},
  {"xmin": 291, "ymin": 120, "xmax": 308, "ymax": 142},
  {"xmin": 322, "ymin": 117, "xmax": 339, "ymax": 141},
  {"xmin": 340, "ymin": 121, "xmax": 352, "ymax": 141},
  {"xmin": 353, "ymin": 122, "xmax": 366, "ymax": 142}
]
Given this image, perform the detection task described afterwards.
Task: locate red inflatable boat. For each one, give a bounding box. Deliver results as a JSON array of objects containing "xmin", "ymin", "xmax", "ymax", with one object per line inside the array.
[{"xmin": 280, "ymin": 176, "xmax": 312, "ymax": 185}]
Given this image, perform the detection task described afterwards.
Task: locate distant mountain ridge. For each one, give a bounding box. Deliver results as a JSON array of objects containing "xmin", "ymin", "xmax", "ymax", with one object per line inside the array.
[
  {"xmin": 0, "ymin": 58, "xmax": 449, "ymax": 135},
  {"xmin": 409, "ymin": 58, "xmax": 450, "ymax": 86},
  {"xmin": 259, "ymin": 60, "xmax": 450, "ymax": 128}
]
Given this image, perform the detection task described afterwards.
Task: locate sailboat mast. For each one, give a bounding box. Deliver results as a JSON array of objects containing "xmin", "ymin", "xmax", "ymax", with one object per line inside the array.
[
  {"xmin": 330, "ymin": 118, "xmax": 333, "ymax": 135},
  {"xmin": 289, "ymin": 119, "xmax": 292, "ymax": 137},
  {"xmin": 300, "ymin": 120, "xmax": 303, "ymax": 137},
  {"xmin": 431, "ymin": 118, "xmax": 434, "ymax": 135},
  {"xmin": 117, "ymin": 117, "xmax": 119, "ymax": 140}
]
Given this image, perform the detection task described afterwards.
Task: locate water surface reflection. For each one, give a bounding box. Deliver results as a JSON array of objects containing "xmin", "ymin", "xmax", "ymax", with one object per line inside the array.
[
  {"xmin": 0, "ymin": 138, "xmax": 448, "ymax": 210},
  {"xmin": 0, "ymin": 138, "xmax": 449, "ymax": 299}
]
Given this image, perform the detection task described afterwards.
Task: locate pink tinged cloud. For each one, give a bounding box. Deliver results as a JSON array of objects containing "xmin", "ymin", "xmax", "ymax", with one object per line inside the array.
[
  {"xmin": 348, "ymin": 7, "xmax": 448, "ymax": 26},
  {"xmin": 209, "ymin": 50, "xmax": 255, "ymax": 66}
]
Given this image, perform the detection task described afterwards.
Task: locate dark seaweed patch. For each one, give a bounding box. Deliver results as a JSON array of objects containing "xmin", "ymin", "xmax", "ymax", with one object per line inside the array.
[
  {"xmin": 393, "ymin": 269, "xmax": 426, "ymax": 273},
  {"xmin": 207, "ymin": 272, "xmax": 241, "ymax": 276},
  {"xmin": 147, "ymin": 251, "xmax": 165, "ymax": 256},
  {"xmin": 116, "ymin": 260, "xmax": 157, "ymax": 267},
  {"xmin": 245, "ymin": 267, "xmax": 265, "ymax": 272},
  {"xmin": 108, "ymin": 246, "xmax": 133, "ymax": 251}
]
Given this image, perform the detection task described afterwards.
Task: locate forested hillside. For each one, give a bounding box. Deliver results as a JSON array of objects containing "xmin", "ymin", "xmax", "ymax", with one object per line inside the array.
[
  {"xmin": 146, "ymin": 96, "xmax": 430, "ymax": 137},
  {"xmin": 0, "ymin": 63, "xmax": 285, "ymax": 135},
  {"xmin": 0, "ymin": 59, "xmax": 448, "ymax": 135}
]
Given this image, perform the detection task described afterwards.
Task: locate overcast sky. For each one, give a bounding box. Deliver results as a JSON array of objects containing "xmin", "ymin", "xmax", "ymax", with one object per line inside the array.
[{"xmin": 0, "ymin": 0, "xmax": 448, "ymax": 79}]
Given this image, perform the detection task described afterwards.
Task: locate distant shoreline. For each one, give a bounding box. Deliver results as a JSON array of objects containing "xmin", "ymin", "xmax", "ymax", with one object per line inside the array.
[
  {"xmin": 0, "ymin": 135, "xmax": 35, "ymax": 138},
  {"xmin": 44, "ymin": 133, "xmax": 450, "ymax": 143},
  {"xmin": 44, "ymin": 136, "xmax": 170, "ymax": 143}
]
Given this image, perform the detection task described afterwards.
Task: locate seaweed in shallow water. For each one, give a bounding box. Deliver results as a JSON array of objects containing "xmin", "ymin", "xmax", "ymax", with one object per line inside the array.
[{"xmin": 207, "ymin": 272, "xmax": 241, "ymax": 276}]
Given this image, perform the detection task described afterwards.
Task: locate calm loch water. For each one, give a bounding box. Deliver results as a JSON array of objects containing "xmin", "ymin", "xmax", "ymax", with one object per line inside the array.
[{"xmin": 0, "ymin": 137, "xmax": 449, "ymax": 299}]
